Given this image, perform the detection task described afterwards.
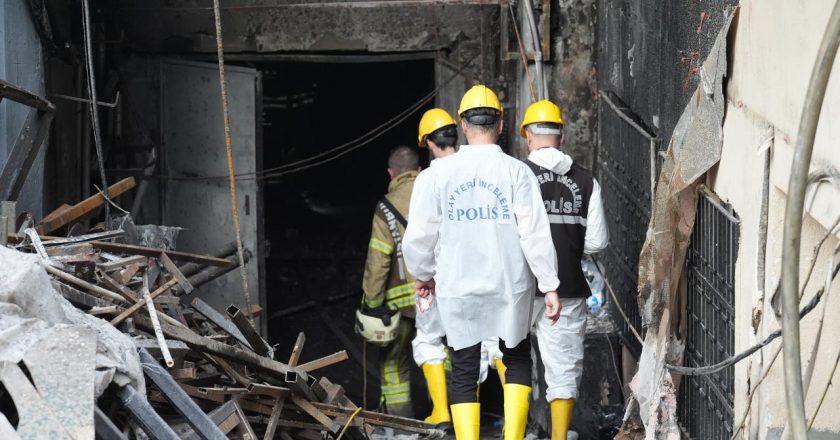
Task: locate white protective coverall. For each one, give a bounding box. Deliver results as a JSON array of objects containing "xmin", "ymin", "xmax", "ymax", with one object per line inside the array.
[
  {"xmin": 403, "ymin": 144, "xmax": 560, "ymax": 351},
  {"xmin": 528, "ymin": 147, "xmax": 609, "ymax": 401},
  {"xmin": 411, "ymin": 157, "xmax": 504, "ymax": 383}
]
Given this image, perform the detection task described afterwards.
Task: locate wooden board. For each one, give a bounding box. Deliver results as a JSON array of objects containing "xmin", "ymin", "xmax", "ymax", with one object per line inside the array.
[{"xmin": 36, "ymin": 177, "xmax": 136, "ymax": 234}]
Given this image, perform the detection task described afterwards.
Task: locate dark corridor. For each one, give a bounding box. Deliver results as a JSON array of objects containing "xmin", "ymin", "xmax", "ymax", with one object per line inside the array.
[{"xmin": 259, "ymin": 59, "xmax": 434, "ymax": 411}]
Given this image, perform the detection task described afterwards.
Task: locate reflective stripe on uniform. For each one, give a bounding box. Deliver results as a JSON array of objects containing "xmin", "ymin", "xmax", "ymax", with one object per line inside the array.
[
  {"xmin": 381, "ymin": 382, "xmax": 411, "ymax": 404},
  {"xmin": 384, "ymin": 352, "xmax": 400, "ymax": 385},
  {"xmin": 385, "ymin": 282, "xmax": 414, "ymax": 309},
  {"xmin": 369, "ymin": 238, "xmax": 394, "ymax": 255},
  {"xmin": 546, "ymin": 214, "xmax": 587, "ymax": 226}
]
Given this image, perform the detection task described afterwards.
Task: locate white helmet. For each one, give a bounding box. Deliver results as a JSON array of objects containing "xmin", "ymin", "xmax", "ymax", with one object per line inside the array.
[{"xmin": 355, "ymin": 308, "xmax": 401, "ymax": 347}]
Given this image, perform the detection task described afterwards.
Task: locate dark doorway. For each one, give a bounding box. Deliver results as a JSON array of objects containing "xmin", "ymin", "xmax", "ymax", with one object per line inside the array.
[{"xmin": 259, "ymin": 58, "xmax": 435, "ymax": 411}]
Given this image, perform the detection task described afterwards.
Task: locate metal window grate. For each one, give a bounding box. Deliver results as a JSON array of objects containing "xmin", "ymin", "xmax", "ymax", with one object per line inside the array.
[
  {"xmin": 596, "ymin": 93, "xmax": 656, "ymax": 355},
  {"xmin": 678, "ymin": 189, "xmax": 739, "ymax": 440}
]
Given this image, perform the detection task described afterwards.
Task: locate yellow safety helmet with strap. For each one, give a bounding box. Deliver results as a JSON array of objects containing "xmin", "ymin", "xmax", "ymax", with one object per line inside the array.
[
  {"xmin": 418, "ymin": 108, "xmax": 457, "ymax": 146},
  {"xmin": 458, "ymin": 85, "xmax": 503, "ymax": 118},
  {"xmin": 520, "ymin": 99, "xmax": 564, "ymax": 137}
]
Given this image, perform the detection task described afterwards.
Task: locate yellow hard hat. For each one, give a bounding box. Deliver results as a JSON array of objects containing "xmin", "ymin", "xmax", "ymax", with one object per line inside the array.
[
  {"xmin": 458, "ymin": 85, "xmax": 503, "ymax": 117},
  {"xmin": 520, "ymin": 99, "xmax": 565, "ymax": 137},
  {"xmin": 418, "ymin": 108, "xmax": 457, "ymax": 146}
]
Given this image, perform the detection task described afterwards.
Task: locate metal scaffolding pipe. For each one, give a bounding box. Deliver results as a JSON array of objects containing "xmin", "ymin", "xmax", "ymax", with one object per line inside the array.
[
  {"xmin": 780, "ymin": 2, "xmax": 840, "ymax": 438},
  {"xmin": 116, "ymin": 385, "xmax": 180, "ymax": 440},
  {"xmin": 522, "ymin": 0, "xmax": 546, "ymax": 100},
  {"xmin": 138, "ymin": 348, "xmax": 227, "ymax": 440},
  {"xmin": 177, "ymin": 242, "xmax": 238, "ymax": 278}
]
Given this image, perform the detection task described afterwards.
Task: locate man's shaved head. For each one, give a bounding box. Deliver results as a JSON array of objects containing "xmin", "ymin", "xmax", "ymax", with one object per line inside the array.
[{"xmin": 388, "ymin": 146, "xmax": 419, "ymax": 175}]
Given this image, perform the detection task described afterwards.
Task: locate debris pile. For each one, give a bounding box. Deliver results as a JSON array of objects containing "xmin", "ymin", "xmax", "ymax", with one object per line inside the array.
[{"xmin": 0, "ymin": 181, "xmax": 439, "ymax": 439}]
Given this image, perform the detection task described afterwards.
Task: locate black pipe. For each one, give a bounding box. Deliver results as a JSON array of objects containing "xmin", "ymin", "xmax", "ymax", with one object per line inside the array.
[
  {"xmin": 138, "ymin": 348, "xmax": 226, "ymax": 440},
  {"xmin": 94, "ymin": 406, "xmax": 127, "ymax": 440},
  {"xmin": 115, "ymin": 385, "xmax": 179, "ymax": 440},
  {"xmin": 177, "ymin": 242, "xmax": 238, "ymax": 278}
]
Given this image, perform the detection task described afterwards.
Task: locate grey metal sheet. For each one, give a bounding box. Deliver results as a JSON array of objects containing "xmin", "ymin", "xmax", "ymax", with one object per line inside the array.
[{"xmin": 159, "ymin": 59, "xmax": 261, "ymax": 328}]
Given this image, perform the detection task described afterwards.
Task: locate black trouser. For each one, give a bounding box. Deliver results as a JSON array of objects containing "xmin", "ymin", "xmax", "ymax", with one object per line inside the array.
[{"xmin": 449, "ymin": 336, "xmax": 532, "ymax": 404}]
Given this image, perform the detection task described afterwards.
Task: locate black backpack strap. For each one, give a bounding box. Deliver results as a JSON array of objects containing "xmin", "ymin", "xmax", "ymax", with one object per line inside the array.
[
  {"xmin": 377, "ymin": 196, "xmax": 408, "ymax": 280},
  {"xmin": 378, "ymin": 197, "xmax": 408, "ymax": 228}
]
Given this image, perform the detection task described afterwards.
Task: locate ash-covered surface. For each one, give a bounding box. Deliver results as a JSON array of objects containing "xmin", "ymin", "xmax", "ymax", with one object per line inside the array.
[
  {"xmin": 531, "ymin": 332, "xmax": 624, "ymax": 440},
  {"xmin": 550, "ymin": 0, "xmax": 599, "ymax": 170},
  {"xmin": 108, "ymin": 214, "xmax": 183, "ymax": 250},
  {"xmin": 0, "ymin": 246, "xmax": 143, "ymax": 438},
  {"xmin": 597, "ymin": 0, "xmax": 738, "ymax": 144},
  {"xmin": 108, "ymin": 0, "xmax": 498, "ymax": 54}
]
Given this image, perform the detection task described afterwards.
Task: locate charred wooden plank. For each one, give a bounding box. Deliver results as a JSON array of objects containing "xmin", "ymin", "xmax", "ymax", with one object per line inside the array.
[{"xmin": 35, "ymin": 177, "xmax": 136, "ymax": 234}]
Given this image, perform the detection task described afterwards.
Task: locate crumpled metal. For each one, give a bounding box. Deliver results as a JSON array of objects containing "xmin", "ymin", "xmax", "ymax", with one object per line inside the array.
[{"xmin": 618, "ymin": 9, "xmax": 736, "ymax": 440}]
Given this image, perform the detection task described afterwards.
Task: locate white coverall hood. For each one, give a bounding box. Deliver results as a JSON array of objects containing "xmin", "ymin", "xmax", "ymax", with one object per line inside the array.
[{"xmin": 527, "ymin": 147, "xmax": 573, "ymax": 175}]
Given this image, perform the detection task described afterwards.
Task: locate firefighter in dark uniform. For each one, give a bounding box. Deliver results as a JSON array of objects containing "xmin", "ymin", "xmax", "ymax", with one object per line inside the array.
[{"xmin": 520, "ymin": 100, "xmax": 609, "ymax": 440}]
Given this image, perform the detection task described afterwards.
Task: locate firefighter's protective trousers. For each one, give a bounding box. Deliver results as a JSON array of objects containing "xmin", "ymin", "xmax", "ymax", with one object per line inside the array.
[{"xmin": 380, "ymin": 317, "xmax": 416, "ymax": 417}]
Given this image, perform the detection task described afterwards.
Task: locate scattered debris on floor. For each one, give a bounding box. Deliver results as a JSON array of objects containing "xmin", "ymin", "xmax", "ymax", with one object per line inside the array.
[{"xmin": 0, "ymin": 186, "xmax": 441, "ymax": 439}]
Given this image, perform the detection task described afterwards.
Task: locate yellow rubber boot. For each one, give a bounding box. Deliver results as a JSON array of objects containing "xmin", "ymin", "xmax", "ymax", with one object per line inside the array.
[
  {"xmin": 421, "ymin": 363, "xmax": 451, "ymax": 425},
  {"xmin": 450, "ymin": 403, "xmax": 480, "ymax": 440},
  {"xmin": 495, "ymin": 359, "xmax": 507, "ymax": 385},
  {"xmin": 550, "ymin": 398, "xmax": 575, "ymax": 440},
  {"xmin": 503, "ymin": 384, "xmax": 531, "ymax": 440}
]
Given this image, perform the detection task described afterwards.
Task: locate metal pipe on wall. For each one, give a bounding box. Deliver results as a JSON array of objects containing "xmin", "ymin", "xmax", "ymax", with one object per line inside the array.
[
  {"xmin": 780, "ymin": 2, "xmax": 840, "ymax": 438},
  {"xmin": 522, "ymin": 0, "xmax": 546, "ymax": 100}
]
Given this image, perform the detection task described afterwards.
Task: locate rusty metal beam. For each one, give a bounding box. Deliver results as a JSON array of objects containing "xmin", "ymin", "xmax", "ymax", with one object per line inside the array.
[
  {"xmin": 110, "ymin": 278, "xmax": 178, "ymax": 325},
  {"xmin": 288, "ymin": 332, "xmax": 306, "ymax": 367},
  {"xmin": 263, "ymin": 398, "xmax": 286, "ymax": 440},
  {"xmin": 298, "ymin": 351, "xmax": 349, "ymax": 373},
  {"xmin": 226, "ymin": 304, "xmax": 272, "ymax": 357},
  {"xmin": 138, "ymin": 348, "xmax": 227, "ymax": 440},
  {"xmin": 132, "ymin": 313, "xmax": 300, "ymax": 379},
  {"xmin": 180, "ymin": 400, "xmax": 238, "ymax": 440},
  {"xmin": 40, "ymin": 230, "xmax": 125, "ymax": 247},
  {"xmin": 90, "ymin": 240, "xmax": 231, "ymax": 267},
  {"xmin": 247, "ymin": 383, "xmax": 291, "ymax": 399},
  {"xmin": 34, "ymin": 178, "xmax": 136, "ymax": 234},
  {"xmin": 291, "ymin": 395, "xmax": 341, "ymax": 433},
  {"xmin": 190, "ymin": 298, "xmax": 252, "ymax": 349},
  {"xmin": 94, "ymin": 406, "xmax": 127, "ymax": 440},
  {"xmin": 310, "ymin": 402, "xmax": 440, "ymax": 435},
  {"xmin": 160, "ymin": 252, "xmax": 194, "ymax": 294},
  {"xmin": 116, "ymin": 385, "xmax": 180, "ymax": 440}
]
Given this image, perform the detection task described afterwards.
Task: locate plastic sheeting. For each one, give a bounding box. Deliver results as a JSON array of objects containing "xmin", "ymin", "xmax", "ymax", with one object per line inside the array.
[
  {"xmin": 0, "ymin": 245, "xmax": 143, "ymax": 439},
  {"xmin": 619, "ymin": 9, "xmax": 736, "ymax": 440}
]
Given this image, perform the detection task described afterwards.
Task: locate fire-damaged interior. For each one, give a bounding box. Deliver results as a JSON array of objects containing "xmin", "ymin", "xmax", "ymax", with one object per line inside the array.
[{"xmin": 0, "ymin": 0, "xmax": 777, "ymax": 438}]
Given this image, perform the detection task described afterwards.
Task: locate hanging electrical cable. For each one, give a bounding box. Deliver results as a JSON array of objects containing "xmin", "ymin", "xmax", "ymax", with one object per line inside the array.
[
  {"xmin": 509, "ymin": 2, "xmax": 537, "ymax": 102},
  {"xmin": 211, "ymin": 0, "xmax": 254, "ymax": 326},
  {"xmin": 80, "ymin": 0, "xmax": 110, "ymax": 219},
  {"xmin": 166, "ymin": 51, "xmax": 478, "ymax": 183},
  {"xmin": 522, "ymin": 0, "xmax": 547, "ymax": 100},
  {"xmin": 780, "ymin": 2, "xmax": 840, "ymax": 438}
]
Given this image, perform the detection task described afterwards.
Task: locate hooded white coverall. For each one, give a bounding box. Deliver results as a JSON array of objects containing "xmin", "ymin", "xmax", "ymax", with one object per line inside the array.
[
  {"xmin": 527, "ymin": 147, "xmax": 609, "ymax": 401},
  {"xmin": 411, "ymin": 157, "xmax": 504, "ymax": 383},
  {"xmin": 403, "ymin": 144, "xmax": 560, "ymax": 352}
]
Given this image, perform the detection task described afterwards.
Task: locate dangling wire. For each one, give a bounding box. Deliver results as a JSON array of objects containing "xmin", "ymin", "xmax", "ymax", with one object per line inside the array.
[
  {"xmin": 509, "ymin": 2, "xmax": 537, "ymax": 102},
  {"xmin": 211, "ymin": 0, "xmax": 254, "ymax": 325},
  {"xmin": 363, "ymin": 341, "xmax": 368, "ymax": 410},
  {"xmin": 80, "ymin": 0, "xmax": 110, "ymax": 219}
]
